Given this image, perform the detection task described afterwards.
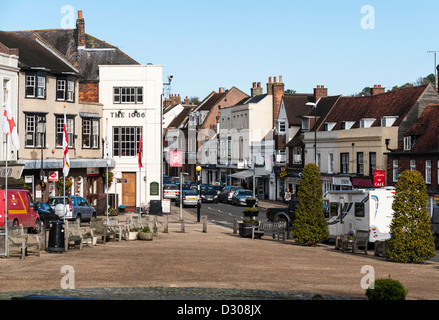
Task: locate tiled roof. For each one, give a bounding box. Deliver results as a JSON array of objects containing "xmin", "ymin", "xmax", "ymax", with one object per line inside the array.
[
  {"xmin": 167, "ymin": 107, "xmax": 193, "ymax": 129},
  {"xmin": 0, "ymin": 31, "xmax": 77, "ymax": 74},
  {"xmin": 282, "ymin": 94, "xmax": 314, "ymax": 126},
  {"xmin": 404, "ymin": 104, "xmax": 439, "ymax": 151},
  {"xmin": 8, "ymin": 29, "xmax": 138, "ymax": 81},
  {"xmin": 321, "ymin": 85, "xmax": 429, "ymax": 131}
]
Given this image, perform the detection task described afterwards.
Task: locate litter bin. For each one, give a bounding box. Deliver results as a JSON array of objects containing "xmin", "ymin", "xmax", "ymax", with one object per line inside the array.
[{"xmin": 48, "ymin": 221, "xmax": 65, "ymax": 253}]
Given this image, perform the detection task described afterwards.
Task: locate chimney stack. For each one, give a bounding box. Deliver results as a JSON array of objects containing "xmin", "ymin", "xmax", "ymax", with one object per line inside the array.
[
  {"xmin": 313, "ymin": 85, "xmax": 327, "ymax": 102},
  {"xmin": 370, "ymin": 84, "xmax": 385, "ymax": 95},
  {"xmin": 76, "ymin": 10, "xmax": 85, "ymax": 49},
  {"xmin": 251, "ymin": 82, "xmax": 263, "ymax": 97},
  {"xmin": 272, "ymin": 76, "xmax": 285, "ymax": 126}
]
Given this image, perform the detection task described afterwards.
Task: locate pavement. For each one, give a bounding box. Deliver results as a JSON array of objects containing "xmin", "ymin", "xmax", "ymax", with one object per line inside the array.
[{"xmin": 0, "ymin": 199, "xmax": 439, "ymax": 301}]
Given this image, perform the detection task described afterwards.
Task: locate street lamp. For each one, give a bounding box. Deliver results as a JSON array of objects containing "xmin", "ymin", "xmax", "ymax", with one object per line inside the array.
[
  {"xmin": 37, "ymin": 118, "xmax": 46, "ymax": 201},
  {"xmin": 196, "ymin": 165, "xmax": 202, "ymax": 222},
  {"xmin": 306, "ymin": 99, "xmax": 320, "ymax": 164}
]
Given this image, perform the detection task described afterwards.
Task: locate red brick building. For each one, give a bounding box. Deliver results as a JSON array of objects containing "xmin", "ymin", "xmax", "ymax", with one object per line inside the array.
[{"xmin": 386, "ymin": 104, "xmax": 439, "ymax": 212}]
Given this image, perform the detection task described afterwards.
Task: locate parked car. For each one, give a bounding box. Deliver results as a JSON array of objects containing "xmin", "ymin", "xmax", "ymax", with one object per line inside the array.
[
  {"xmin": 232, "ymin": 189, "xmax": 258, "ymax": 206},
  {"xmin": 35, "ymin": 201, "xmax": 60, "ymax": 230},
  {"xmin": 175, "ymin": 189, "xmax": 201, "ymax": 207},
  {"xmin": 0, "ymin": 189, "xmax": 41, "ymax": 233},
  {"xmin": 47, "ymin": 196, "xmax": 96, "ymax": 224},
  {"xmin": 163, "ymin": 184, "xmax": 180, "ymax": 201},
  {"xmin": 201, "ymin": 186, "xmax": 219, "ymax": 203},
  {"xmin": 218, "ymin": 185, "xmax": 242, "ymax": 203}
]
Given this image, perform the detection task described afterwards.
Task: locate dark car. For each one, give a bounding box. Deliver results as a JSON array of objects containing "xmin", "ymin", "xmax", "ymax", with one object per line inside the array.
[
  {"xmin": 231, "ymin": 189, "xmax": 258, "ymax": 206},
  {"xmin": 200, "ymin": 186, "xmax": 219, "ymax": 203},
  {"xmin": 35, "ymin": 201, "xmax": 60, "ymax": 230}
]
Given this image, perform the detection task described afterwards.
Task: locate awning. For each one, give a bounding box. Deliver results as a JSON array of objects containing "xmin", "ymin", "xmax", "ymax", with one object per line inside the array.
[{"xmin": 229, "ymin": 169, "xmax": 254, "ymax": 179}]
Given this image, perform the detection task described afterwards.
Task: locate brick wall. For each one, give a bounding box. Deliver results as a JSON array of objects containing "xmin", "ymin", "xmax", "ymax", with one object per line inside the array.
[{"xmin": 79, "ymin": 81, "xmax": 99, "ymax": 103}]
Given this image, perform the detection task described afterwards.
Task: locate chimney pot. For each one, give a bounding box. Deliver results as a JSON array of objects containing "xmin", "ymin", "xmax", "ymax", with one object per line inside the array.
[
  {"xmin": 279, "ymin": 75, "xmax": 283, "ymax": 83},
  {"xmin": 253, "ymin": 82, "xmax": 256, "ymax": 88},
  {"xmin": 257, "ymin": 82, "xmax": 261, "ymax": 88},
  {"xmin": 268, "ymin": 77, "xmax": 272, "ymax": 83},
  {"xmin": 274, "ymin": 77, "xmax": 277, "ymax": 83},
  {"xmin": 321, "ymin": 85, "xmax": 324, "ymax": 88},
  {"xmin": 317, "ymin": 85, "xmax": 321, "ymax": 88},
  {"xmin": 78, "ymin": 10, "xmax": 83, "ymax": 19}
]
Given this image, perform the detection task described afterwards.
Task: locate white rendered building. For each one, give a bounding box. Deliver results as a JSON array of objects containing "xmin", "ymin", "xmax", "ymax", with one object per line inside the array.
[{"xmin": 99, "ymin": 65, "xmax": 163, "ymax": 212}]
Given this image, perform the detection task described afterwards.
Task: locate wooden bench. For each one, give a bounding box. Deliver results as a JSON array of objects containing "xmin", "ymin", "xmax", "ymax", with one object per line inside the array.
[
  {"xmin": 374, "ymin": 240, "xmax": 388, "ymax": 257},
  {"xmin": 341, "ymin": 229, "xmax": 370, "ymax": 254},
  {"xmin": 1, "ymin": 221, "xmax": 41, "ymax": 259},
  {"xmin": 252, "ymin": 221, "xmax": 287, "ymax": 240},
  {"xmin": 94, "ymin": 217, "xmax": 122, "ymax": 244},
  {"xmin": 64, "ymin": 220, "xmax": 83, "ymax": 251}
]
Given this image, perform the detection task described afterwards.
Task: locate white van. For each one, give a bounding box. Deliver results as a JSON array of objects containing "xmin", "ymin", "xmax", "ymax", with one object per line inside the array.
[{"xmin": 323, "ymin": 187, "xmax": 395, "ymax": 242}]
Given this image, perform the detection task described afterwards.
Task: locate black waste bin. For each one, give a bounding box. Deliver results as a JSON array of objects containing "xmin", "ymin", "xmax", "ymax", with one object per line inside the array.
[{"xmin": 48, "ymin": 221, "xmax": 65, "ymax": 253}]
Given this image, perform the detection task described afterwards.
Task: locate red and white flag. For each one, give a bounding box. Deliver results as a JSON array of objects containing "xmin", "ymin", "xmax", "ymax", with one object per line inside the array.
[
  {"xmin": 3, "ymin": 91, "xmax": 20, "ymax": 150},
  {"xmin": 62, "ymin": 108, "xmax": 70, "ymax": 176},
  {"xmin": 138, "ymin": 129, "xmax": 143, "ymax": 168}
]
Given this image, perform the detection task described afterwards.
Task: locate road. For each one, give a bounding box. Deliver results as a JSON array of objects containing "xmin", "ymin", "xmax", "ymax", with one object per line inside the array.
[{"xmin": 176, "ymin": 201, "xmax": 255, "ymax": 229}]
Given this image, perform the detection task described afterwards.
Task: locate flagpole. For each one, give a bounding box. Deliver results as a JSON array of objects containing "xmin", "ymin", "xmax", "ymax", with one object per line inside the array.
[
  {"xmin": 106, "ymin": 118, "xmax": 109, "ymax": 226},
  {"xmin": 4, "ymin": 134, "xmax": 8, "ymax": 256}
]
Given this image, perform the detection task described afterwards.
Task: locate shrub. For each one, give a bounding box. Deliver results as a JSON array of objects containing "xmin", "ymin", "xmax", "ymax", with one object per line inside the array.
[
  {"xmin": 365, "ymin": 278, "xmax": 407, "ymax": 300},
  {"xmin": 386, "ymin": 170, "xmax": 436, "ymax": 263},
  {"xmin": 292, "ymin": 163, "xmax": 328, "ymax": 246}
]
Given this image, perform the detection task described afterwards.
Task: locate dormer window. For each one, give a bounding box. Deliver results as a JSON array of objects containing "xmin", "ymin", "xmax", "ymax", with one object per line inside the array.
[
  {"xmin": 341, "ymin": 121, "xmax": 355, "ymax": 130},
  {"xmin": 360, "ymin": 118, "xmax": 376, "ymax": 128},
  {"xmin": 276, "ymin": 119, "xmax": 286, "ymax": 134},
  {"xmin": 302, "ymin": 118, "xmax": 310, "ymax": 131},
  {"xmin": 381, "ymin": 116, "xmax": 398, "ymax": 127},
  {"xmin": 324, "ymin": 122, "xmax": 336, "ymax": 131},
  {"xmin": 403, "ymin": 135, "xmax": 419, "ymax": 150}
]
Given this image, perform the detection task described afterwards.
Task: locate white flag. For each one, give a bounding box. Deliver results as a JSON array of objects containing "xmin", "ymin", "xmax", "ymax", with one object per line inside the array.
[
  {"xmin": 62, "ymin": 109, "xmax": 70, "ymax": 176},
  {"xmin": 3, "ymin": 92, "xmax": 20, "ymax": 150}
]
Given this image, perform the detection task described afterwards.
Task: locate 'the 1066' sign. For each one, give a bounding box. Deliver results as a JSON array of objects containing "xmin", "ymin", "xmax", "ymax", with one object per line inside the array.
[{"xmin": 373, "ymin": 170, "xmax": 386, "ymax": 187}]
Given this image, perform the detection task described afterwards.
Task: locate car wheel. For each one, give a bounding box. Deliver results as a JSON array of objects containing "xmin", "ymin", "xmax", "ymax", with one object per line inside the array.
[{"xmin": 32, "ymin": 218, "xmax": 42, "ymax": 234}]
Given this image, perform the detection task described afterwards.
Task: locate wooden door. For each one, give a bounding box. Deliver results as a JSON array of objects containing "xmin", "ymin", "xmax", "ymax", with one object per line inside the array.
[{"xmin": 122, "ymin": 172, "xmax": 136, "ymax": 206}]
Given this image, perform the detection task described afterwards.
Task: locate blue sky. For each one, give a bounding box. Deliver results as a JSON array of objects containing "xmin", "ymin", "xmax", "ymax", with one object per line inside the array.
[{"xmin": 1, "ymin": 0, "xmax": 439, "ymax": 100}]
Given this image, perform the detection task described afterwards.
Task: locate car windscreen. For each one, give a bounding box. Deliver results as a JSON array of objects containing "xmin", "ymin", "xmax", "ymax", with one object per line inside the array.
[{"xmin": 238, "ymin": 191, "xmax": 252, "ymax": 196}]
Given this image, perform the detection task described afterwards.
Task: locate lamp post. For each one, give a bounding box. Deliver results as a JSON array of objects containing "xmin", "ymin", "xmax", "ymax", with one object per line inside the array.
[
  {"xmin": 306, "ymin": 100, "xmax": 320, "ymax": 164},
  {"xmin": 196, "ymin": 165, "xmax": 202, "ymax": 222},
  {"xmin": 37, "ymin": 118, "xmax": 46, "ymax": 202}
]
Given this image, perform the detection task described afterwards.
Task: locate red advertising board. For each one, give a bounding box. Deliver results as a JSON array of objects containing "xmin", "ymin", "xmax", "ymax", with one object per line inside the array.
[
  {"xmin": 373, "ymin": 170, "xmax": 386, "ymax": 187},
  {"xmin": 170, "ymin": 150, "xmax": 183, "ymax": 167}
]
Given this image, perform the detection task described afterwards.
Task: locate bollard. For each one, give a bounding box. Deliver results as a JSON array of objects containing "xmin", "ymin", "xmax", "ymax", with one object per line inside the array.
[
  {"xmin": 233, "ymin": 217, "xmax": 238, "ymax": 234},
  {"xmin": 180, "ymin": 219, "xmax": 185, "ymax": 233},
  {"xmin": 153, "ymin": 216, "xmax": 158, "ymax": 236},
  {"xmin": 164, "ymin": 215, "xmax": 168, "ymax": 233},
  {"xmin": 202, "ymin": 215, "xmax": 207, "ymax": 233}
]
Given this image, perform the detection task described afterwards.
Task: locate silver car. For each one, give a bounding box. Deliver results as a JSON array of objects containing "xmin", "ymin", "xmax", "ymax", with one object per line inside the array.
[{"xmin": 175, "ymin": 190, "xmax": 200, "ymax": 207}]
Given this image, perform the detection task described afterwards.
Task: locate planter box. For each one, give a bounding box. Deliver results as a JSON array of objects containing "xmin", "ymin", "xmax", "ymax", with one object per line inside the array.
[
  {"xmin": 138, "ymin": 232, "xmax": 153, "ymax": 241},
  {"xmin": 125, "ymin": 231, "xmax": 138, "ymax": 241},
  {"xmin": 238, "ymin": 222, "xmax": 259, "ymax": 238}
]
